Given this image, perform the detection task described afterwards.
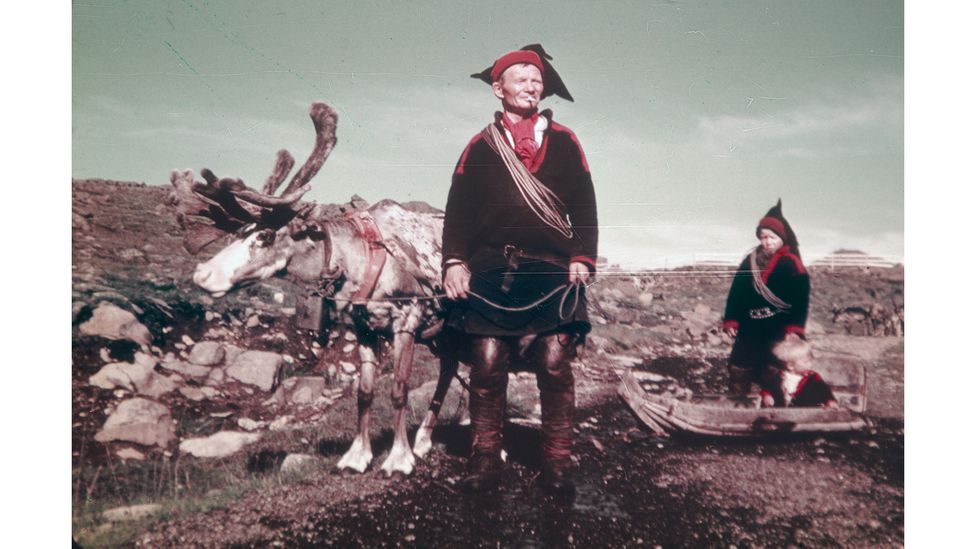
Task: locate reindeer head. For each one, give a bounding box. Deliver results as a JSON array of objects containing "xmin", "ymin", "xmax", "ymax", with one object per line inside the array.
[{"xmin": 169, "ymin": 103, "xmax": 338, "ymax": 296}]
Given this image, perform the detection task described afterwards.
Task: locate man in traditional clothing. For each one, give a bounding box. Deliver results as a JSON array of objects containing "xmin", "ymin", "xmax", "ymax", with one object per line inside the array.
[{"xmin": 442, "ymin": 45, "xmax": 598, "ymax": 495}]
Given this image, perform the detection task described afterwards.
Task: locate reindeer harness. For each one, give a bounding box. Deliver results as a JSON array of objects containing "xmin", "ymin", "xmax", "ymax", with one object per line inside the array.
[{"xmin": 344, "ymin": 210, "xmax": 387, "ymax": 306}]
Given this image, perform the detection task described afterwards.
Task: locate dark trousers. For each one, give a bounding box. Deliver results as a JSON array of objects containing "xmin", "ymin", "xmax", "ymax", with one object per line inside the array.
[{"xmin": 468, "ymin": 333, "xmax": 578, "ymax": 466}]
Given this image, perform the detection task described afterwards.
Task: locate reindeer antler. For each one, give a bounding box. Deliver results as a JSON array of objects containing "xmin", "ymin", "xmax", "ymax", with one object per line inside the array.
[
  {"xmin": 168, "ymin": 102, "xmax": 340, "ymax": 254},
  {"xmin": 261, "ymin": 150, "xmax": 296, "ymax": 196},
  {"xmin": 279, "ymin": 102, "xmax": 339, "ymax": 197}
]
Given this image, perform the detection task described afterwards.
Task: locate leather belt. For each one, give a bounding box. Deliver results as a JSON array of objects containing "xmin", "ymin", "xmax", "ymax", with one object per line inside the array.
[{"xmin": 500, "ymin": 244, "xmax": 567, "ymax": 294}]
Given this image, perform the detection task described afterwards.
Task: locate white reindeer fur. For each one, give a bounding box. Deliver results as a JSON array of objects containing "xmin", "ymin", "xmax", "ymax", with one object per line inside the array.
[{"xmin": 192, "ymin": 199, "xmax": 445, "ymax": 476}]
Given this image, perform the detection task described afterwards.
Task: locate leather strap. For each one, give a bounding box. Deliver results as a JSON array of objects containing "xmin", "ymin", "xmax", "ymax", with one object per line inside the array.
[{"xmin": 344, "ymin": 210, "xmax": 387, "ymax": 305}]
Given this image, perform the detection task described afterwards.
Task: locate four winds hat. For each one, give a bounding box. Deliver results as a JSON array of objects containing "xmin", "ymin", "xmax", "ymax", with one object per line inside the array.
[{"xmin": 471, "ymin": 43, "xmax": 574, "ymax": 102}]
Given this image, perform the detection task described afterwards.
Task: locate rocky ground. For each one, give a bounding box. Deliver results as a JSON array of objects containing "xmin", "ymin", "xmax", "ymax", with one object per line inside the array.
[{"xmin": 71, "ymin": 179, "xmax": 904, "ymax": 548}]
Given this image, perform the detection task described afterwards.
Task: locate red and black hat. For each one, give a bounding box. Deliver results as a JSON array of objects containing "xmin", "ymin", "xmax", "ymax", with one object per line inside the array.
[
  {"xmin": 757, "ymin": 199, "xmax": 801, "ymax": 256},
  {"xmin": 471, "ymin": 43, "xmax": 574, "ymax": 102}
]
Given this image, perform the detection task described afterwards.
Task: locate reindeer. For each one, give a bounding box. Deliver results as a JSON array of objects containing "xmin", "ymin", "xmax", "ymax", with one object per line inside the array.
[{"xmin": 168, "ymin": 102, "xmax": 460, "ymax": 477}]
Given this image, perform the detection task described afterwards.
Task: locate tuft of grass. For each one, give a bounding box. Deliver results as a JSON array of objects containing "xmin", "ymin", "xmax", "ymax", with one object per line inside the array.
[{"xmin": 72, "ymin": 452, "xmax": 323, "ymax": 548}]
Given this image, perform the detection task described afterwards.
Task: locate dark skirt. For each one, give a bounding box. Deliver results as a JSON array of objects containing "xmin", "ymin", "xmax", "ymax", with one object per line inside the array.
[
  {"xmin": 445, "ymin": 251, "xmax": 590, "ymax": 337},
  {"xmin": 728, "ymin": 322, "xmax": 788, "ymax": 377}
]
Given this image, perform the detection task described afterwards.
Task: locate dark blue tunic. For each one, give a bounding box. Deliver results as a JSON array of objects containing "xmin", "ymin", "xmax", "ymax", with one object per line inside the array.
[{"xmin": 442, "ymin": 111, "xmax": 598, "ymax": 336}]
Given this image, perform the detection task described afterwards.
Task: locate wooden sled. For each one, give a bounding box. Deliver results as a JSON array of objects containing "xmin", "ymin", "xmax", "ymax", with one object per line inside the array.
[{"xmin": 618, "ymin": 358, "xmax": 868, "ymax": 438}]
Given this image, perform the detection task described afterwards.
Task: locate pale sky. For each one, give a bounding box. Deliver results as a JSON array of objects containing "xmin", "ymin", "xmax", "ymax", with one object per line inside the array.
[{"xmin": 72, "ymin": 0, "xmax": 903, "ymax": 267}]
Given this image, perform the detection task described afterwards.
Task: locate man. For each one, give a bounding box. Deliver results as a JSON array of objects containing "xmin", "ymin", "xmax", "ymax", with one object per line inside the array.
[{"xmin": 442, "ymin": 45, "xmax": 598, "ymax": 495}]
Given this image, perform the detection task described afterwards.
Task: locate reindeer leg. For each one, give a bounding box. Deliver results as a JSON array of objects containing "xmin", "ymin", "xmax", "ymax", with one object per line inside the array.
[
  {"xmin": 336, "ymin": 343, "xmax": 378, "ymax": 473},
  {"xmin": 413, "ymin": 354, "xmax": 459, "ymax": 458},
  {"xmin": 381, "ymin": 306, "xmax": 424, "ymax": 477}
]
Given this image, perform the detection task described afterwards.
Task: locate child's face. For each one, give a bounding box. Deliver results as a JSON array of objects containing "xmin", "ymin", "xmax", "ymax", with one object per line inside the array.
[
  {"xmin": 790, "ymin": 355, "xmax": 813, "ymax": 371},
  {"xmin": 758, "ymin": 228, "xmax": 784, "ymax": 254}
]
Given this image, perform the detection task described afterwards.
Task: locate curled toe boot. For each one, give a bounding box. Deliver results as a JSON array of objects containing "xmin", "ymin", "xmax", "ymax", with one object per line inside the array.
[
  {"xmin": 540, "ymin": 459, "xmax": 575, "ymax": 496},
  {"xmin": 461, "ymin": 452, "xmax": 503, "ymax": 493}
]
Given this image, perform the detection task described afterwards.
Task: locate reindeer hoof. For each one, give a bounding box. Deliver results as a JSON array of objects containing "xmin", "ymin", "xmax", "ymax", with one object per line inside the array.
[
  {"xmin": 387, "ymin": 470, "xmax": 409, "ymax": 482},
  {"xmin": 335, "ymin": 462, "xmax": 366, "ymax": 475},
  {"xmin": 413, "ymin": 429, "xmax": 434, "ymax": 458}
]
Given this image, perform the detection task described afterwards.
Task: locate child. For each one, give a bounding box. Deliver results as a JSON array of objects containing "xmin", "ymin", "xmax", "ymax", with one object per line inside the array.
[
  {"xmin": 768, "ymin": 334, "xmax": 838, "ymax": 408},
  {"xmin": 722, "ymin": 200, "xmax": 810, "ymax": 406}
]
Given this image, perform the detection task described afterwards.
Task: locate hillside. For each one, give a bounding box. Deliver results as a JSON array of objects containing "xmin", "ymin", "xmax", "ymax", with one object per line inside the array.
[{"xmin": 71, "ymin": 179, "xmax": 904, "ymax": 548}]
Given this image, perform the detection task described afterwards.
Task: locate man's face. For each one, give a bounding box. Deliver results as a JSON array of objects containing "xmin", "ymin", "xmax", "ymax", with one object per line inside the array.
[{"xmin": 492, "ymin": 63, "xmax": 544, "ymax": 115}]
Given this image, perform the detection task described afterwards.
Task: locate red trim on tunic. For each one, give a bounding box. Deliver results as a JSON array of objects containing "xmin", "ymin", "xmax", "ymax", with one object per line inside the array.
[
  {"xmin": 550, "ymin": 121, "xmax": 590, "ymax": 173},
  {"xmin": 570, "ymin": 255, "xmax": 597, "ymax": 271},
  {"xmin": 454, "ymin": 134, "xmax": 484, "ymax": 175},
  {"xmin": 785, "ymin": 325, "xmax": 805, "ymax": 336},
  {"xmin": 793, "ymin": 371, "xmax": 822, "ymax": 398},
  {"xmin": 528, "ymin": 131, "xmax": 550, "ymax": 173},
  {"xmin": 760, "ymin": 246, "xmax": 806, "ymax": 283}
]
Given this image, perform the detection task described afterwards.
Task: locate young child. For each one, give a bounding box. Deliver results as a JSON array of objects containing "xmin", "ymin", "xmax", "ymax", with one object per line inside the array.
[
  {"xmin": 722, "ymin": 200, "xmax": 810, "ymax": 405},
  {"xmin": 767, "ymin": 334, "xmax": 838, "ymax": 408}
]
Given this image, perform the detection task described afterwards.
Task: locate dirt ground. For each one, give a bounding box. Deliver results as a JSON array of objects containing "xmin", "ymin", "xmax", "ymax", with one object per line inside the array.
[
  {"xmin": 119, "ymin": 336, "xmax": 901, "ymax": 549},
  {"xmin": 71, "ymin": 180, "xmax": 903, "ymax": 548}
]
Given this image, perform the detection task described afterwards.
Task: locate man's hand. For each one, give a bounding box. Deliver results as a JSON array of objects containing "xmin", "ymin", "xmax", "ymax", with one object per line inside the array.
[
  {"xmin": 568, "ymin": 261, "xmax": 590, "ymax": 285},
  {"xmin": 724, "ymin": 326, "xmax": 738, "ymax": 338},
  {"xmin": 444, "ymin": 263, "xmax": 471, "ymax": 300}
]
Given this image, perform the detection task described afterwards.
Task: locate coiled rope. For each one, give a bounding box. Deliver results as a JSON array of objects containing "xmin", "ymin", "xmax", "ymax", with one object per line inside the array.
[
  {"xmin": 749, "ymin": 248, "xmax": 791, "ymax": 311},
  {"xmin": 482, "ymin": 124, "xmax": 573, "ymax": 239}
]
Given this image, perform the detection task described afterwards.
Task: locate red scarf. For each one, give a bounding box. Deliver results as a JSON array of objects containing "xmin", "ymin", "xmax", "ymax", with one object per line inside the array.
[{"xmin": 501, "ymin": 113, "xmax": 539, "ymax": 166}]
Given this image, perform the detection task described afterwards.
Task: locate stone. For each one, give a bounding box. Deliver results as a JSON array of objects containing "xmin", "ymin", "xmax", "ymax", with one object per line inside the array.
[
  {"xmin": 246, "ymin": 315, "xmax": 261, "ymax": 329},
  {"xmin": 280, "ymin": 453, "xmax": 318, "ymax": 473},
  {"xmin": 179, "ymin": 431, "xmax": 261, "ymax": 458},
  {"xmin": 89, "ymin": 352, "xmax": 156, "ymax": 391},
  {"xmin": 160, "ymin": 358, "xmax": 212, "ymax": 381},
  {"xmin": 115, "ymin": 447, "xmax": 146, "ymax": 461},
  {"xmin": 270, "ymin": 376, "xmax": 327, "ymax": 406},
  {"xmin": 634, "ymin": 371, "xmax": 667, "ymax": 383},
  {"xmin": 179, "ymin": 386, "xmax": 207, "ymax": 401},
  {"xmin": 226, "ymin": 351, "xmax": 282, "ymax": 392},
  {"xmin": 102, "ymin": 503, "xmax": 162, "ymax": 523},
  {"xmin": 137, "ymin": 372, "xmax": 179, "ymax": 399},
  {"xmin": 79, "ymin": 302, "xmax": 152, "ymax": 347},
  {"xmin": 188, "ymin": 341, "xmax": 225, "ymax": 366},
  {"xmin": 340, "ymin": 361, "xmax": 357, "ymax": 374},
  {"xmin": 223, "ymin": 344, "xmax": 245, "ymax": 365},
  {"xmin": 181, "ymin": 334, "xmax": 195, "ymax": 346},
  {"xmin": 269, "ymin": 416, "xmax": 292, "ymax": 431},
  {"xmin": 95, "ymin": 398, "xmax": 176, "ymax": 447},
  {"xmin": 237, "ymin": 418, "xmax": 265, "ymax": 431},
  {"xmin": 204, "ymin": 367, "xmax": 226, "ymax": 387}
]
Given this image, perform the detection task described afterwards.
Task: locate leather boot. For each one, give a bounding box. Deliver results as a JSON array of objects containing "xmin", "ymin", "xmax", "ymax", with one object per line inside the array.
[
  {"xmin": 531, "ymin": 332, "xmax": 577, "ymax": 496},
  {"xmin": 462, "ymin": 337, "xmax": 510, "ymax": 493},
  {"xmin": 461, "ymin": 451, "xmax": 504, "ymax": 493}
]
